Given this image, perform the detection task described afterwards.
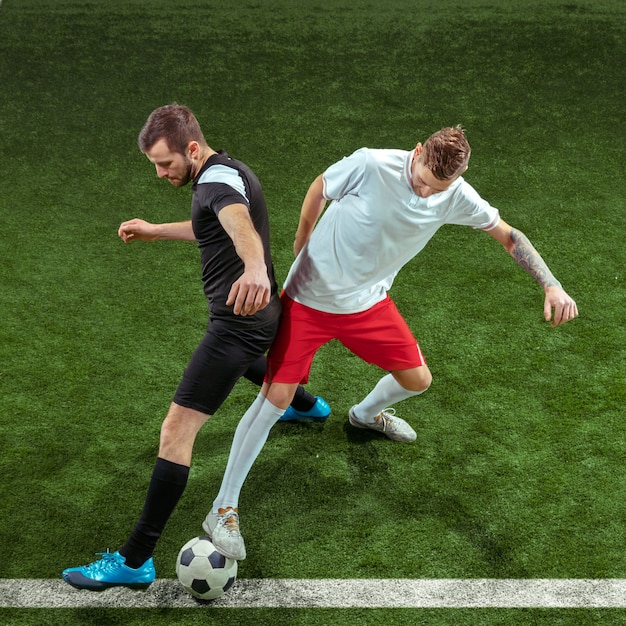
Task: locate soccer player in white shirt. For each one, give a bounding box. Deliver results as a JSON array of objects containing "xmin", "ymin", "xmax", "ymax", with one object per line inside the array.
[{"xmin": 204, "ymin": 126, "xmax": 578, "ymax": 560}]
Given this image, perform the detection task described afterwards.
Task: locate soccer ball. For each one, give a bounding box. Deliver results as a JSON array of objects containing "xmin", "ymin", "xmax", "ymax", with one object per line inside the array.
[{"xmin": 176, "ymin": 536, "xmax": 238, "ymax": 601}]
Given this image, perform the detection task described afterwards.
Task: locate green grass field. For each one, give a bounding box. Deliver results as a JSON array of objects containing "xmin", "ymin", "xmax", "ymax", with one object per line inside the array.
[{"xmin": 1, "ymin": 0, "xmax": 625, "ymax": 624}]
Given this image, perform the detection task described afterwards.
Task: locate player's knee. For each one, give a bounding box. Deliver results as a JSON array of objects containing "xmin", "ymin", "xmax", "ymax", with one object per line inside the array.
[
  {"xmin": 412, "ymin": 369, "xmax": 432, "ymax": 393},
  {"xmin": 394, "ymin": 366, "xmax": 432, "ymax": 393},
  {"xmin": 422, "ymin": 372, "xmax": 432, "ymax": 392},
  {"xmin": 159, "ymin": 417, "xmax": 179, "ymax": 446},
  {"xmin": 158, "ymin": 404, "xmax": 209, "ymax": 461},
  {"xmin": 265, "ymin": 383, "xmax": 298, "ymax": 410}
]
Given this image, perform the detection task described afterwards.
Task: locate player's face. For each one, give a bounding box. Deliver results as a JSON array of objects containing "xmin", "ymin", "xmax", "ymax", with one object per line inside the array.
[
  {"xmin": 410, "ymin": 159, "xmax": 457, "ymax": 198},
  {"xmin": 144, "ymin": 138, "xmax": 193, "ymax": 187}
]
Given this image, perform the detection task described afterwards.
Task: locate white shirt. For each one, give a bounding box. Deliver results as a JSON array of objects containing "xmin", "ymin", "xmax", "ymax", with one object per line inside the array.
[{"xmin": 284, "ymin": 147, "xmax": 500, "ymax": 314}]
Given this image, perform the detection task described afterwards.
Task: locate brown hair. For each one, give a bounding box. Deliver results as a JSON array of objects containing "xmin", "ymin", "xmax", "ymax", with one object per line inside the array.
[
  {"xmin": 138, "ymin": 104, "xmax": 207, "ymax": 155},
  {"xmin": 421, "ymin": 125, "xmax": 471, "ymax": 180}
]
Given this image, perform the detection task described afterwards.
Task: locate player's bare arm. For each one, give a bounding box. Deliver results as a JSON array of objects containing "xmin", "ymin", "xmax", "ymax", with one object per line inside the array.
[
  {"xmin": 118, "ymin": 219, "xmax": 196, "ymax": 243},
  {"xmin": 294, "ymin": 174, "xmax": 327, "ymax": 256},
  {"xmin": 218, "ymin": 203, "xmax": 271, "ymax": 316},
  {"xmin": 487, "ymin": 219, "xmax": 578, "ymax": 327}
]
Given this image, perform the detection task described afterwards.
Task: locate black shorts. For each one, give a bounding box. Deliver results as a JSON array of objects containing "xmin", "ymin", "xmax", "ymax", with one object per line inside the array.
[{"xmin": 173, "ymin": 296, "xmax": 281, "ymax": 415}]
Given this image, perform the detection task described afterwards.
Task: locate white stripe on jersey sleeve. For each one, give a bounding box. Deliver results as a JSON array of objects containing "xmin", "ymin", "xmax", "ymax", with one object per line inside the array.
[{"xmin": 197, "ymin": 164, "xmax": 249, "ymax": 203}]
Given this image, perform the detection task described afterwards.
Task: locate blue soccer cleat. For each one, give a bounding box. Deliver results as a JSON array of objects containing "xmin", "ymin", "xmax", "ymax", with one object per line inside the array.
[
  {"xmin": 279, "ymin": 396, "xmax": 331, "ymax": 422},
  {"xmin": 62, "ymin": 550, "xmax": 156, "ymax": 591}
]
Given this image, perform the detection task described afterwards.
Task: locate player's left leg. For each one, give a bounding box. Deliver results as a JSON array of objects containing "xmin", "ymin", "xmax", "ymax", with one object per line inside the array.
[
  {"xmin": 348, "ymin": 366, "xmax": 431, "ymax": 442},
  {"xmin": 61, "ymin": 401, "xmax": 206, "ymax": 591},
  {"xmin": 62, "ymin": 317, "xmax": 278, "ymax": 590},
  {"xmin": 340, "ymin": 297, "xmax": 432, "ymax": 442},
  {"xmin": 117, "ymin": 403, "xmax": 209, "ymax": 562},
  {"xmin": 117, "ymin": 323, "xmax": 267, "ymax": 569},
  {"xmin": 354, "ymin": 365, "xmax": 432, "ymax": 418}
]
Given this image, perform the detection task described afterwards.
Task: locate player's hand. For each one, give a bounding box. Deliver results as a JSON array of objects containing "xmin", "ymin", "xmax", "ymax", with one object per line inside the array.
[
  {"xmin": 544, "ymin": 287, "xmax": 578, "ymax": 327},
  {"xmin": 118, "ymin": 218, "xmax": 159, "ymax": 243},
  {"xmin": 226, "ymin": 268, "xmax": 271, "ymax": 316}
]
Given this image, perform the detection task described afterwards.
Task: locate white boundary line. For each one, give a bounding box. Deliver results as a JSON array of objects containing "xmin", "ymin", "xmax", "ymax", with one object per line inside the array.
[{"xmin": 2, "ymin": 579, "xmax": 626, "ymax": 608}]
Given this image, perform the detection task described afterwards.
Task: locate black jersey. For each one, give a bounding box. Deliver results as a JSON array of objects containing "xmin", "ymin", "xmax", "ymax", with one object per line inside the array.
[{"xmin": 191, "ymin": 151, "xmax": 278, "ymax": 319}]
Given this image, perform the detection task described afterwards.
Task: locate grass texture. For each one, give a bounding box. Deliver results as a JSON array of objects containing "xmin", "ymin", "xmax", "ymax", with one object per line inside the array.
[{"xmin": 0, "ymin": 0, "xmax": 625, "ymax": 624}]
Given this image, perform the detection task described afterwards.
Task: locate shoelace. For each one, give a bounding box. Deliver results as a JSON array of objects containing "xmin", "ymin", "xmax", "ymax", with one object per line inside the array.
[
  {"xmin": 87, "ymin": 550, "xmax": 123, "ymax": 572},
  {"xmin": 376, "ymin": 408, "xmax": 397, "ymax": 431},
  {"xmin": 217, "ymin": 507, "xmax": 240, "ymax": 535}
]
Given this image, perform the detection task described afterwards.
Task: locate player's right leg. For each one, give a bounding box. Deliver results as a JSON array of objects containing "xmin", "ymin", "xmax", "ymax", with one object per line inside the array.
[
  {"xmin": 205, "ymin": 295, "xmax": 330, "ymax": 560},
  {"xmin": 203, "ymin": 382, "xmax": 299, "ymax": 560}
]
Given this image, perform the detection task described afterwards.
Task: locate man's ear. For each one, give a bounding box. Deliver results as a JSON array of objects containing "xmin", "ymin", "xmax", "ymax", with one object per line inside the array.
[
  {"xmin": 412, "ymin": 142, "xmax": 423, "ymax": 164},
  {"xmin": 186, "ymin": 140, "xmax": 200, "ymax": 159}
]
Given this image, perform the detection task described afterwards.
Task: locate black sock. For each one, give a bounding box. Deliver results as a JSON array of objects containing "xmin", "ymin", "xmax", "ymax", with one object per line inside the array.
[
  {"xmin": 119, "ymin": 457, "xmax": 189, "ymax": 568},
  {"xmin": 243, "ymin": 355, "xmax": 315, "ymax": 412},
  {"xmin": 290, "ymin": 385, "xmax": 316, "ymax": 412}
]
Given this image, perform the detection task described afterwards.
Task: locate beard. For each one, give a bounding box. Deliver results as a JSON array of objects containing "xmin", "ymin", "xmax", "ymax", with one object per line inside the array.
[{"xmin": 170, "ymin": 160, "xmax": 193, "ymax": 187}]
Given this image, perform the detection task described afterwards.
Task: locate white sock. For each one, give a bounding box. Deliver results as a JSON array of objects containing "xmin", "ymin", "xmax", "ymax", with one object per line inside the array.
[
  {"xmin": 352, "ymin": 373, "xmax": 425, "ymax": 423},
  {"xmin": 212, "ymin": 393, "xmax": 285, "ymax": 512}
]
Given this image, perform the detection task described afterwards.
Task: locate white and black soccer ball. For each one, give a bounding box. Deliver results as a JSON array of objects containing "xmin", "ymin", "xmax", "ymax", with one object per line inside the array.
[{"xmin": 176, "ymin": 535, "xmax": 238, "ymax": 601}]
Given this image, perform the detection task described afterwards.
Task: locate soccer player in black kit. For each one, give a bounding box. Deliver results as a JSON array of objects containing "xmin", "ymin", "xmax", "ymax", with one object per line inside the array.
[{"xmin": 62, "ymin": 104, "xmax": 329, "ymax": 590}]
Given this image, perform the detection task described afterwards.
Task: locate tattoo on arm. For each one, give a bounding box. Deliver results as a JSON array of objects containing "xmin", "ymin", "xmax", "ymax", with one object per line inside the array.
[{"xmin": 510, "ymin": 228, "xmax": 562, "ymax": 290}]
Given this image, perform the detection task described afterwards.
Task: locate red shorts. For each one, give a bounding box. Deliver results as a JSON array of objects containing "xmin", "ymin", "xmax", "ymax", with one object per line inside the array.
[{"xmin": 266, "ymin": 294, "xmax": 426, "ymax": 384}]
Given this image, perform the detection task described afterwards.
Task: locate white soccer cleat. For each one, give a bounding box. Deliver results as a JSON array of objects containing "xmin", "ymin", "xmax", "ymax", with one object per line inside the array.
[
  {"xmin": 348, "ymin": 406, "xmax": 417, "ymax": 442},
  {"xmin": 202, "ymin": 506, "xmax": 247, "ymax": 561}
]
